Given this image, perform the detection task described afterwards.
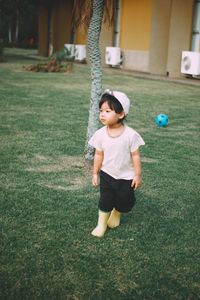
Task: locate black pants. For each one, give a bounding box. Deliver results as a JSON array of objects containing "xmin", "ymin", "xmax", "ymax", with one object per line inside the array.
[{"xmin": 99, "ymin": 170, "xmax": 136, "ymax": 213}]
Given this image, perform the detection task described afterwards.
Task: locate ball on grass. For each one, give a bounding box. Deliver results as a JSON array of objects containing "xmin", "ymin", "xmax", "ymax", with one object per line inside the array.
[{"xmin": 155, "ymin": 114, "xmax": 169, "ymax": 127}]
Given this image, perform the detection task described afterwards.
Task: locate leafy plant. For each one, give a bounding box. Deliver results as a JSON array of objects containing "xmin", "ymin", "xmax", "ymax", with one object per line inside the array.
[{"xmin": 24, "ymin": 47, "xmax": 75, "ymax": 73}]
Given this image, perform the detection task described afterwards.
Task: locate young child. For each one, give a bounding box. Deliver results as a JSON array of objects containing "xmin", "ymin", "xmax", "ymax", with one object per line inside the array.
[{"xmin": 89, "ymin": 89, "xmax": 145, "ymax": 237}]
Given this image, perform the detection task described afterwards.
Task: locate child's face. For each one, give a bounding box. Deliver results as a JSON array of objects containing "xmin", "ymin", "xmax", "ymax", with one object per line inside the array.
[{"xmin": 99, "ymin": 102, "xmax": 124, "ymax": 126}]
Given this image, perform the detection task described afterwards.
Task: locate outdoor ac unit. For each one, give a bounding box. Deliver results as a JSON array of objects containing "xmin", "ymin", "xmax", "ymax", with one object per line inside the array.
[
  {"xmin": 105, "ymin": 47, "xmax": 122, "ymax": 66},
  {"xmin": 64, "ymin": 44, "xmax": 75, "ymax": 58},
  {"xmin": 75, "ymin": 45, "xmax": 86, "ymax": 61},
  {"xmin": 181, "ymin": 51, "xmax": 200, "ymax": 75}
]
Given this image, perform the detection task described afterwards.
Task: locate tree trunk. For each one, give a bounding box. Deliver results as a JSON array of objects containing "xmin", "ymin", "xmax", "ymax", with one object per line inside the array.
[
  {"xmin": 84, "ymin": 0, "xmax": 104, "ymax": 161},
  {"xmin": 8, "ymin": 21, "xmax": 12, "ymax": 44},
  {"xmin": 15, "ymin": 9, "xmax": 19, "ymax": 44},
  {"xmin": 48, "ymin": 5, "xmax": 54, "ymax": 56}
]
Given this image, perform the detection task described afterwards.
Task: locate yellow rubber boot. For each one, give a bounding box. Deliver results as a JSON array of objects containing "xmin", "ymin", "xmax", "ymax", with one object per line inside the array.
[
  {"xmin": 91, "ymin": 210, "xmax": 110, "ymax": 237},
  {"xmin": 107, "ymin": 208, "xmax": 121, "ymax": 229}
]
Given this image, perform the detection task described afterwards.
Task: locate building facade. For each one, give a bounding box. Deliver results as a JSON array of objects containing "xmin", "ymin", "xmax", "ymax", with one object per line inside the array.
[{"xmin": 38, "ymin": 0, "xmax": 200, "ymax": 78}]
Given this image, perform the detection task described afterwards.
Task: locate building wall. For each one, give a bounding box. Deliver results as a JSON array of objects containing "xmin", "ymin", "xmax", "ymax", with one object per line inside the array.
[
  {"xmin": 76, "ymin": 26, "xmax": 86, "ymax": 45},
  {"xmin": 53, "ymin": 0, "xmax": 73, "ymax": 52},
  {"xmin": 167, "ymin": 0, "xmax": 194, "ymax": 77},
  {"xmin": 38, "ymin": 5, "xmax": 49, "ymax": 56},
  {"xmin": 38, "ymin": 1, "xmax": 73, "ymax": 56},
  {"xmin": 120, "ymin": 0, "xmax": 152, "ymax": 50},
  {"xmin": 100, "ymin": 23, "xmax": 114, "ymax": 66},
  {"xmin": 149, "ymin": 0, "xmax": 171, "ymax": 75},
  {"xmin": 120, "ymin": 0, "xmax": 153, "ymax": 72},
  {"xmin": 37, "ymin": 0, "xmax": 197, "ymax": 78},
  {"xmin": 120, "ymin": 0, "xmax": 195, "ymax": 77}
]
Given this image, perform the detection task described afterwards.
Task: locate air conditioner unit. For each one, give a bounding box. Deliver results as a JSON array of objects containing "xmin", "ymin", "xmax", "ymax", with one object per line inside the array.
[
  {"xmin": 105, "ymin": 47, "xmax": 122, "ymax": 66},
  {"xmin": 64, "ymin": 44, "xmax": 75, "ymax": 58},
  {"xmin": 181, "ymin": 51, "xmax": 200, "ymax": 76},
  {"xmin": 75, "ymin": 45, "xmax": 86, "ymax": 61}
]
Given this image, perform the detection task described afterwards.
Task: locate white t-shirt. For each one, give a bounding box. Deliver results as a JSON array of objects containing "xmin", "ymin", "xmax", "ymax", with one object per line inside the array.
[{"xmin": 89, "ymin": 125, "xmax": 145, "ymax": 180}]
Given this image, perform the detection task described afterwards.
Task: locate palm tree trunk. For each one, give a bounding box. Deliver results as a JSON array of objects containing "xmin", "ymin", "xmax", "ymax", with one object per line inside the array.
[{"xmin": 84, "ymin": 0, "xmax": 104, "ymax": 162}]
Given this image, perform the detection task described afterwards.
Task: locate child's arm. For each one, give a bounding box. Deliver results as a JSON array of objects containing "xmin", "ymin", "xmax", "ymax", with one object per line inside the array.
[
  {"xmin": 92, "ymin": 149, "xmax": 104, "ymax": 186},
  {"xmin": 131, "ymin": 149, "xmax": 142, "ymax": 190}
]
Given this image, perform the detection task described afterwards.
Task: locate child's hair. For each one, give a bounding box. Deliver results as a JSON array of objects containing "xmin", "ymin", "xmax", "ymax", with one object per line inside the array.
[{"xmin": 99, "ymin": 93, "xmax": 126, "ymax": 123}]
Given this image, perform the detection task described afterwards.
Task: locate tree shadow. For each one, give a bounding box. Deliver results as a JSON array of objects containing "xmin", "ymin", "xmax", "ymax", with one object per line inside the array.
[{"xmin": 4, "ymin": 47, "xmax": 45, "ymax": 63}]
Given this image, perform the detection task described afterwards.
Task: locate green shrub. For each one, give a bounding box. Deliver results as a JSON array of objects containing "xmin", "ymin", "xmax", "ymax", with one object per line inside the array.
[{"xmin": 52, "ymin": 47, "xmax": 75, "ymax": 64}]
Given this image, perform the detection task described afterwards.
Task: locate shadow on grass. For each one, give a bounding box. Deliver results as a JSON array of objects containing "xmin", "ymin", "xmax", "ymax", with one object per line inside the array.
[{"xmin": 3, "ymin": 47, "xmax": 46, "ymax": 63}]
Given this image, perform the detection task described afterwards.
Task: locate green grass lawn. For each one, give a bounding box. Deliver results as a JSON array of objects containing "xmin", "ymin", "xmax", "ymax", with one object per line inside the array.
[{"xmin": 0, "ymin": 48, "xmax": 200, "ymax": 300}]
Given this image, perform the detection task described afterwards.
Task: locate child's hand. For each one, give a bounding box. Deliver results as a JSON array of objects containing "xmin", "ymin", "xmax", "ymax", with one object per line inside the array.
[
  {"xmin": 131, "ymin": 175, "xmax": 142, "ymax": 190},
  {"xmin": 92, "ymin": 174, "xmax": 99, "ymax": 187}
]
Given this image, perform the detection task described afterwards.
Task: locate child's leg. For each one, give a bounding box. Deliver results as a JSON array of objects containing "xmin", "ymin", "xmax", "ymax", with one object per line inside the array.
[
  {"xmin": 91, "ymin": 210, "xmax": 110, "ymax": 237},
  {"xmin": 107, "ymin": 208, "xmax": 121, "ymax": 229}
]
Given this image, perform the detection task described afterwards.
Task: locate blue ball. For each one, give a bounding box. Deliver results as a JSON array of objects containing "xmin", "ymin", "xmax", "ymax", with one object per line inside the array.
[{"xmin": 155, "ymin": 114, "xmax": 169, "ymax": 127}]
